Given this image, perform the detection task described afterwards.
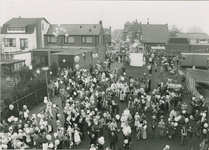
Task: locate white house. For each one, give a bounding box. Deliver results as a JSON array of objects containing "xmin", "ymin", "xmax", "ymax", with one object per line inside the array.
[{"xmin": 1, "ymin": 17, "xmax": 50, "ymax": 66}]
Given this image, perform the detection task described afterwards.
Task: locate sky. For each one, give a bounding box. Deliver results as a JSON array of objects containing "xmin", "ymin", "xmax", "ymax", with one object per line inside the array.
[{"xmin": 0, "ymin": 0, "xmax": 209, "ymax": 34}]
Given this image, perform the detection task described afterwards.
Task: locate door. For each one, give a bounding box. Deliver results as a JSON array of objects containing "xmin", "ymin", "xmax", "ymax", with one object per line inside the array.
[{"xmin": 20, "ymin": 39, "xmax": 28, "ymax": 50}]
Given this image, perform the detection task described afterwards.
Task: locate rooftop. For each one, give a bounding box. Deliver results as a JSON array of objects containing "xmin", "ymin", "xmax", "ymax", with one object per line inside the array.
[
  {"xmin": 1, "ymin": 59, "xmax": 25, "ymax": 65},
  {"xmin": 46, "ymin": 24, "xmax": 102, "ymax": 35},
  {"xmin": 176, "ymin": 33, "xmax": 209, "ymax": 39},
  {"xmin": 141, "ymin": 24, "xmax": 169, "ymax": 43},
  {"xmin": 187, "ymin": 68, "xmax": 209, "ymax": 84},
  {"xmin": 1, "ymin": 18, "xmax": 49, "ymax": 34}
]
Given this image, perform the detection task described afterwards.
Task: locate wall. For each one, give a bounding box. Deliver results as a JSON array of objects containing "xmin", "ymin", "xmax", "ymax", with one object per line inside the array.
[
  {"xmin": 1, "ymin": 30, "xmax": 37, "ymax": 52},
  {"xmin": 44, "ymin": 35, "xmax": 98, "ymax": 48},
  {"xmin": 41, "ymin": 19, "xmax": 50, "ymax": 48},
  {"xmin": 13, "ymin": 52, "xmax": 32, "ymax": 66},
  {"xmin": 166, "ymin": 44, "xmax": 190, "ymax": 54},
  {"xmin": 58, "ymin": 55, "xmax": 74, "ymax": 69}
]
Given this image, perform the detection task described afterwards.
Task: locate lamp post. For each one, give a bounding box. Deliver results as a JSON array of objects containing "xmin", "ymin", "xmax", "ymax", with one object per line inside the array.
[
  {"xmin": 52, "ymin": 25, "xmax": 68, "ymax": 49},
  {"xmin": 42, "ymin": 67, "xmax": 50, "ymax": 99}
]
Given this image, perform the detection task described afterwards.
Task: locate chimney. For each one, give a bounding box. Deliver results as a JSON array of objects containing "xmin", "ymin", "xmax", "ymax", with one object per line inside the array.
[
  {"xmin": 166, "ymin": 23, "xmax": 168, "ymax": 25},
  {"xmin": 140, "ymin": 22, "xmax": 141, "ymax": 24},
  {"xmin": 19, "ymin": 16, "xmax": 21, "ymax": 18},
  {"xmin": 147, "ymin": 18, "xmax": 149, "ymax": 25},
  {"xmin": 109, "ymin": 26, "xmax": 111, "ymax": 30},
  {"xmin": 99, "ymin": 21, "xmax": 102, "ymax": 25},
  {"xmin": 136, "ymin": 19, "xmax": 137, "ymax": 22},
  {"xmin": 94, "ymin": 25, "xmax": 96, "ymax": 28},
  {"xmin": 80, "ymin": 25, "xmax": 82, "ymax": 28}
]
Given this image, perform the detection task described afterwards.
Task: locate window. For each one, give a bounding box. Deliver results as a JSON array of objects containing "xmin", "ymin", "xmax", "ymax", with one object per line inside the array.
[
  {"xmin": 7, "ymin": 28, "xmax": 25, "ymax": 33},
  {"xmin": 82, "ymin": 36, "xmax": 93, "ymax": 44},
  {"xmin": 64, "ymin": 36, "xmax": 74, "ymax": 43},
  {"xmin": 157, "ymin": 44, "xmax": 165, "ymax": 47},
  {"xmin": 20, "ymin": 38, "xmax": 28, "ymax": 49},
  {"xmin": 47, "ymin": 36, "xmax": 57, "ymax": 43},
  {"xmin": 4, "ymin": 38, "xmax": 16, "ymax": 47}
]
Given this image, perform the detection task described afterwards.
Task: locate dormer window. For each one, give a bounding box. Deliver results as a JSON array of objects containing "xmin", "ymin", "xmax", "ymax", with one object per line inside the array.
[{"xmin": 7, "ymin": 28, "xmax": 25, "ymax": 33}]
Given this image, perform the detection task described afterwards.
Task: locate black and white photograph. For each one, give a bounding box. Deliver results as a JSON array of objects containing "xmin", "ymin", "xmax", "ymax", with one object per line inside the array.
[{"xmin": 0, "ymin": 0, "xmax": 209, "ymax": 150}]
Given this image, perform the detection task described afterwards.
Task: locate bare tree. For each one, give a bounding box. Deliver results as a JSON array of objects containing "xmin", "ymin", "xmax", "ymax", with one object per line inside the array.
[
  {"xmin": 187, "ymin": 26, "xmax": 203, "ymax": 33},
  {"xmin": 169, "ymin": 25, "xmax": 183, "ymax": 37}
]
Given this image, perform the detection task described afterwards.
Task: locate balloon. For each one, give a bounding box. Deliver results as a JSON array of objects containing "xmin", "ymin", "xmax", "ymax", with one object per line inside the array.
[
  {"xmin": 98, "ymin": 136, "xmax": 105, "ymax": 145},
  {"xmin": 165, "ymin": 145, "xmax": 170, "ymax": 149},
  {"xmin": 124, "ymin": 139, "xmax": 128, "ymax": 144},
  {"xmin": 182, "ymin": 110, "xmax": 186, "ymax": 114},
  {"xmin": 54, "ymin": 133, "xmax": 58, "ymax": 138},
  {"xmin": 203, "ymin": 129, "xmax": 207, "ymax": 134},
  {"xmin": 55, "ymin": 139, "xmax": 60, "ymax": 146},
  {"xmin": 14, "ymin": 117, "xmax": 18, "ymax": 122},
  {"xmin": 8, "ymin": 118, "xmax": 11, "ymax": 122},
  {"xmin": 49, "ymin": 143, "xmax": 54, "ymax": 148},
  {"xmin": 185, "ymin": 118, "xmax": 189, "ymax": 123},
  {"xmin": 75, "ymin": 64, "xmax": 80, "ymax": 70},
  {"xmin": 203, "ymin": 113, "xmax": 206, "ymax": 118},
  {"xmin": 116, "ymin": 114, "xmax": 120, "ymax": 120},
  {"xmin": 57, "ymin": 114, "xmax": 61, "ymax": 118},
  {"xmin": 10, "ymin": 116, "xmax": 14, "ymax": 121},
  {"xmin": 36, "ymin": 70, "xmax": 40, "ymax": 74},
  {"xmin": 204, "ymin": 123, "xmax": 208, "ymax": 128},
  {"xmin": 44, "ymin": 99, "xmax": 48, "ymax": 103},
  {"xmin": 103, "ymin": 113, "xmax": 107, "ymax": 117},
  {"xmin": 9, "ymin": 104, "xmax": 14, "ymax": 110},
  {"xmin": 56, "ymin": 120, "xmax": 60, "ymax": 125},
  {"xmin": 74, "ymin": 56, "xmax": 80, "ymax": 62},
  {"xmin": 46, "ymin": 135, "xmax": 52, "ymax": 140}
]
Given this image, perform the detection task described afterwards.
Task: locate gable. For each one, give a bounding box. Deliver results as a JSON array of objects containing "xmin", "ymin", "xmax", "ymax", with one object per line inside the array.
[
  {"xmin": 1, "ymin": 18, "xmax": 49, "ymax": 34},
  {"xmin": 126, "ymin": 22, "xmax": 140, "ymax": 32}
]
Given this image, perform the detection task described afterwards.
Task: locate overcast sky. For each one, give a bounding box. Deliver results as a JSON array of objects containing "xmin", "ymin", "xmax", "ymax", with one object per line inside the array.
[{"xmin": 1, "ymin": 0, "xmax": 209, "ymax": 34}]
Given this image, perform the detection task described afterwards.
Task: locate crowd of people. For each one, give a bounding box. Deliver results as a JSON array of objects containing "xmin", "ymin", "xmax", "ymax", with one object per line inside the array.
[{"xmin": 0, "ymin": 48, "xmax": 208, "ymax": 150}]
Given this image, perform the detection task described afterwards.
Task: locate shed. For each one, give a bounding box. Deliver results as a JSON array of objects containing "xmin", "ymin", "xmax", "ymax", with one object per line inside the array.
[{"xmin": 50, "ymin": 49, "xmax": 98, "ymax": 69}]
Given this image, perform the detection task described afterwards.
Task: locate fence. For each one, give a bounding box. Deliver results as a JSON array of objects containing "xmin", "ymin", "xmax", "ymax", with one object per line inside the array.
[{"xmin": 1, "ymin": 86, "xmax": 47, "ymax": 120}]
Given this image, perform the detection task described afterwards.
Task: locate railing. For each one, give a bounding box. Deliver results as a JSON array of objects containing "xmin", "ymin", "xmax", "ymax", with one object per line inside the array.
[{"xmin": 1, "ymin": 86, "xmax": 47, "ymax": 119}]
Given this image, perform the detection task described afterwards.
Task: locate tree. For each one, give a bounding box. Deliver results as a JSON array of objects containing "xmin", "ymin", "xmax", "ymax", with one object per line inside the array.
[
  {"xmin": 169, "ymin": 25, "xmax": 183, "ymax": 37},
  {"xmin": 187, "ymin": 26, "xmax": 203, "ymax": 33}
]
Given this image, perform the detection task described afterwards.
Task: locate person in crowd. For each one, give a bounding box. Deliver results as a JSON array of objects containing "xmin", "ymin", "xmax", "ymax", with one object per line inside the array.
[{"xmin": 158, "ymin": 118, "xmax": 165, "ymax": 137}]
